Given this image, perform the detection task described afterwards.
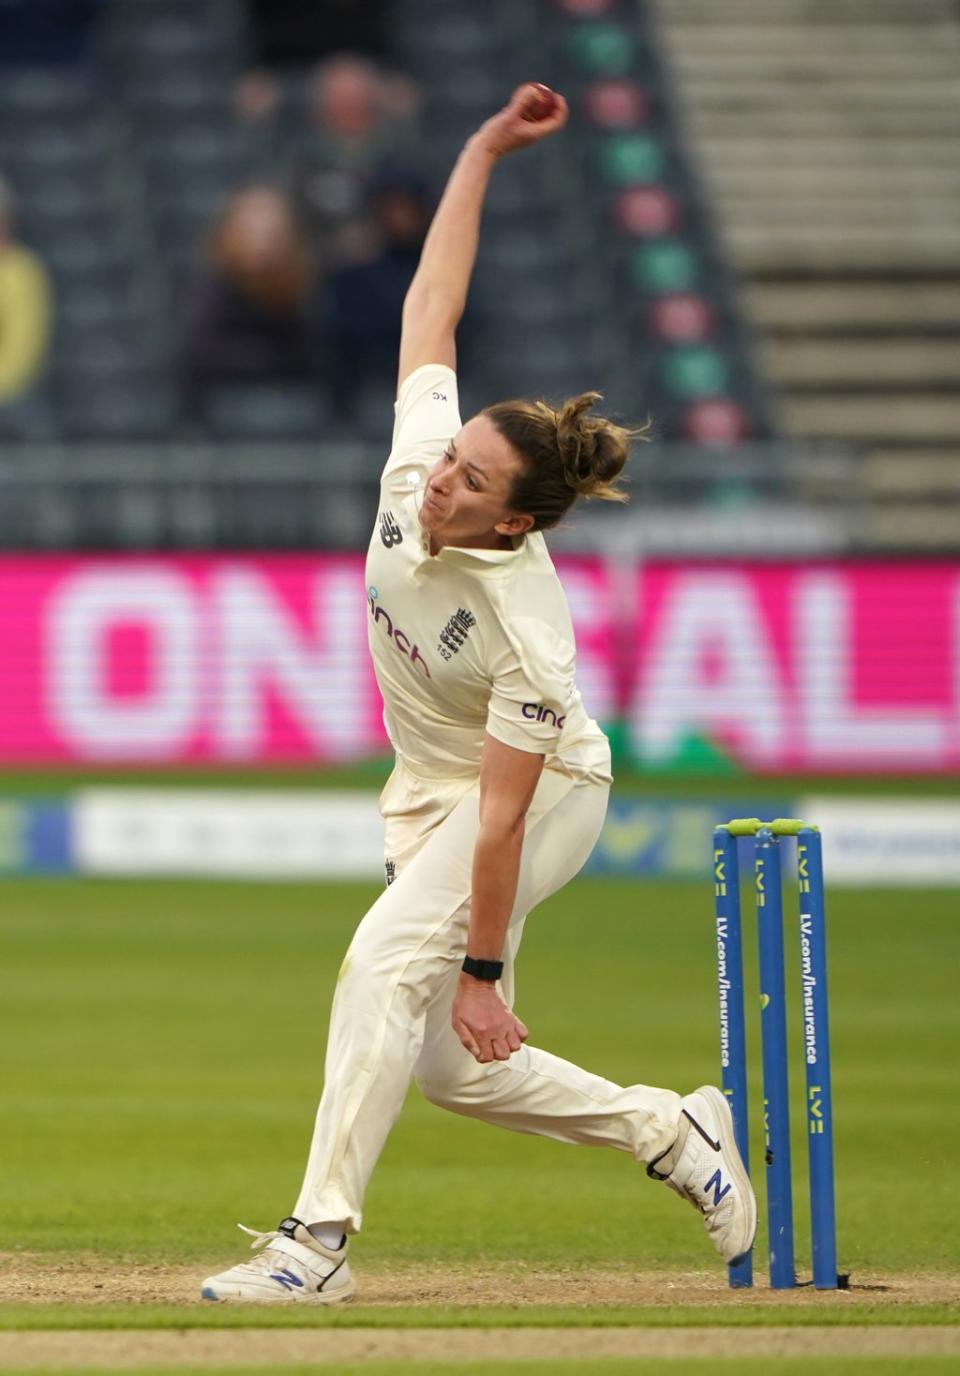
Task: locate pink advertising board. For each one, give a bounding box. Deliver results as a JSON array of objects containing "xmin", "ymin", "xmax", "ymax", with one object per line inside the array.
[{"xmin": 0, "ymin": 556, "xmax": 957, "ymax": 771}]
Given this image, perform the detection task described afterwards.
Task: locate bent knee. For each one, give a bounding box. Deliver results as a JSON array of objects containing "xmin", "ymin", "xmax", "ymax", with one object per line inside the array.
[
  {"xmin": 414, "ymin": 1069, "xmax": 461, "ymax": 1108},
  {"xmin": 415, "ymin": 1048, "xmax": 509, "ymax": 1108},
  {"xmin": 414, "ymin": 1056, "xmax": 484, "ymax": 1107}
]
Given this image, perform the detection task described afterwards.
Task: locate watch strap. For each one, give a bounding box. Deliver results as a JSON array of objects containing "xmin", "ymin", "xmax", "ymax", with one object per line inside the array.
[{"xmin": 462, "ymin": 955, "xmax": 504, "ymax": 981}]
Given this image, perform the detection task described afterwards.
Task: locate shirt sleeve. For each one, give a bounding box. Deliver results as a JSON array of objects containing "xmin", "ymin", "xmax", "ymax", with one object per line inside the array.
[
  {"xmin": 485, "ymin": 617, "xmax": 575, "ymax": 756},
  {"xmin": 381, "ymin": 363, "xmax": 461, "ymax": 490}
]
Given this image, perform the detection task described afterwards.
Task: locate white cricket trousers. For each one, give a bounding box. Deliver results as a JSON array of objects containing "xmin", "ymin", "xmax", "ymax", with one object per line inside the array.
[{"xmin": 294, "ymin": 763, "xmax": 682, "ymax": 1233}]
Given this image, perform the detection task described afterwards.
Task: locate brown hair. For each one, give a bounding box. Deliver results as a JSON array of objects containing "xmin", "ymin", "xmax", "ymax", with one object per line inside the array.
[{"xmin": 485, "ymin": 392, "xmax": 642, "ymax": 531}]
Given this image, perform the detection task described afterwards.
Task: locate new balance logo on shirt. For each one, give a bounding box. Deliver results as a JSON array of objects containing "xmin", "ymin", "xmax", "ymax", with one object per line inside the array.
[{"xmin": 379, "ymin": 510, "xmax": 403, "ymax": 548}]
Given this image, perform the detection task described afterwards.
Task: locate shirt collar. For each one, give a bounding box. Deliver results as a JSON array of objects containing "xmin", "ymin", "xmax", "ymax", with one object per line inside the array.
[{"xmin": 406, "ymin": 484, "xmax": 527, "ymax": 576}]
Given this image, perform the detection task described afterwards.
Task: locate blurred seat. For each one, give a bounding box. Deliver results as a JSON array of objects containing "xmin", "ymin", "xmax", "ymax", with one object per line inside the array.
[
  {"xmin": 57, "ymin": 279, "xmax": 130, "ymax": 330},
  {"xmin": 140, "ymin": 125, "xmax": 242, "ymax": 177},
  {"xmin": 204, "ymin": 383, "xmax": 332, "ymax": 440},
  {"xmin": 124, "ymin": 70, "xmax": 228, "ymax": 122},
  {"xmin": 412, "ymin": 14, "xmax": 500, "ymax": 62},
  {"xmin": 661, "ymin": 344, "xmax": 730, "ymax": 401},
  {"xmin": 629, "ymin": 239, "xmax": 701, "ymax": 294},
  {"xmin": 58, "ymin": 382, "xmax": 177, "ymax": 439},
  {"xmin": 41, "ymin": 229, "xmax": 127, "ymax": 278},
  {"xmin": 581, "ymin": 78, "xmax": 653, "ymax": 129},
  {"xmin": 118, "ymin": 13, "xmax": 229, "ymax": 72},
  {"xmin": 0, "ymin": 391, "xmax": 58, "ymax": 441},
  {"xmin": 1, "ymin": 127, "xmax": 101, "ymax": 179},
  {"xmin": 351, "ymin": 381, "xmax": 399, "ymax": 442},
  {"xmin": 0, "ymin": 68, "xmax": 97, "ymax": 123}
]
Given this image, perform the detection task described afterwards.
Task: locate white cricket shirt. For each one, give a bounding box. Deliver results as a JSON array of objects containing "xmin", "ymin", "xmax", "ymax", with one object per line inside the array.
[{"xmin": 364, "ymin": 364, "xmax": 611, "ymax": 784}]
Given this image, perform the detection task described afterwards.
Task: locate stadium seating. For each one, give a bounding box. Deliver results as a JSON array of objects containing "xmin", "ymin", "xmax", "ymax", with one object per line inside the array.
[
  {"xmin": 655, "ymin": 0, "xmax": 960, "ymax": 543},
  {"xmin": 0, "ymin": 0, "xmax": 772, "ymax": 455}
]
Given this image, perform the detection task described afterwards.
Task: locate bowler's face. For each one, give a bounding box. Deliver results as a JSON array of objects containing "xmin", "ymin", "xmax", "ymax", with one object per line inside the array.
[{"xmin": 420, "ymin": 414, "xmax": 526, "ymax": 550}]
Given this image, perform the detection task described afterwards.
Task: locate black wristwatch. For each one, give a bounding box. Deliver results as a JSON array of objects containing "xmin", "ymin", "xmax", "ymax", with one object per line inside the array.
[{"xmin": 462, "ymin": 955, "xmax": 504, "ymax": 981}]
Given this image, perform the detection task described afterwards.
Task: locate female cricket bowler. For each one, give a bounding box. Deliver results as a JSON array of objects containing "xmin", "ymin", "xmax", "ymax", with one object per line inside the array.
[{"xmin": 202, "ymin": 83, "xmax": 755, "ymax": 1303}]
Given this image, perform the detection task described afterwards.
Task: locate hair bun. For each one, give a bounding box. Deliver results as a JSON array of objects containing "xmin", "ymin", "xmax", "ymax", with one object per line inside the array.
[
  {"xmin": 484, "ymin": 392, "xmax": 644, "ymax": 532},
  {"xmin": 555, "ymin": 392, "xmax": 630, "ymax": 499}
]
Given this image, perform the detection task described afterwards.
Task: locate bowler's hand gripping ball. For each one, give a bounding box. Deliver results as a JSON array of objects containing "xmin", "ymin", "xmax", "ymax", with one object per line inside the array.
[{"xmin": 520, "ymin": 83, "xmax": 559, "ymax": 122}]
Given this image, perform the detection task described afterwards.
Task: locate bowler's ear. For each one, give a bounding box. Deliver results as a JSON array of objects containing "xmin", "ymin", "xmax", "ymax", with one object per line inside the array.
[{"xmin": 495, "ymin": 512, "xmax": 535, "ymax": 537}]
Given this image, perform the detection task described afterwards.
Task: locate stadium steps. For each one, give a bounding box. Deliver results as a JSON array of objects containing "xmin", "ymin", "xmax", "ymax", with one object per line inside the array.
[
  {"xmin": 653, "ymin": 0, "xmax": 960, "ymax": 527},
  {"xmin": 864, "ymin": 503, "xmax": 960, "ymax": 548},
  {"xmin": 746, "ymin": 282, "xmax": 960, "ymax": 333},
  {"xmin": 694, "ymin": 138, "xmax": 958, "ymax": 169},
  {"xmin": 866, "ymin": 451, "xmax": 960, "ymax": 497},
  {"xmin": 668, "ymin": 34, "xmax": 960, "ymax": 64},
  {"xmin": 765, "ymin": 340, "xmax": 960, "ymax": 390},
  {"xmin": 785, "ymin": 396, "xmax": 960, "ymax": 443},
  {"xmin": 719, "ymin": 232, "xmax": 960, "ymax": 275},
  {"xmin": 682, "ymin": 78, "xmax": 960, "ymax": 111},
  {"xmin": 717, "ymin": 168, "xmax": 960, "ymax": 195},
  {"xmin": 662, "ymin": 0, "xmax": 959, "ymax": 22}
]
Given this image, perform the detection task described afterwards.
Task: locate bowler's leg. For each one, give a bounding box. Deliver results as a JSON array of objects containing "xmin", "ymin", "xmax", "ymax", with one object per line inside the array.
[{"xmin": 414, "ymin": 781, "xmax": 681, "ymax": 1162}]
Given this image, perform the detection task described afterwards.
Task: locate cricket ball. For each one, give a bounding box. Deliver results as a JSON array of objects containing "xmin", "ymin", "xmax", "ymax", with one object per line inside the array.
[{"xmin": 520, "ymin": 83, "xmax": 558, "ymax": 122}]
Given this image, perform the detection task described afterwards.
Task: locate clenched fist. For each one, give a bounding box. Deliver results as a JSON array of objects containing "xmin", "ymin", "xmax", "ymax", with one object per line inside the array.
[{"xmin": 473, "ymin": 83, "xmax": 569, "ymax": 159}]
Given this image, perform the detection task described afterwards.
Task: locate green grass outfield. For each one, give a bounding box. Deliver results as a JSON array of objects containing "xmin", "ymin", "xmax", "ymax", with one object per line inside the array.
[
  {"xmin": 2, "ymin": 853, "xmax": 959, "ymax": 1338},
  {"xmin": 3, "ymin": 760, "xmax": 960, "ymax": 796}
]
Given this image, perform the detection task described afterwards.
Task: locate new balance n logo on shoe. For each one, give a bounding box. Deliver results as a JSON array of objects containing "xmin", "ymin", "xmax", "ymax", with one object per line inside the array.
[
  {"xmin": 379, "ymin": 510, "xmax": 403, "ymax": 547},
  {"xmin": 269, "ymin": 1268, "xmax": 304, "ymax": 1291},
  {"xmin": 704, "ymin": 1169, "xmax": 732, "ymax": 1207}
]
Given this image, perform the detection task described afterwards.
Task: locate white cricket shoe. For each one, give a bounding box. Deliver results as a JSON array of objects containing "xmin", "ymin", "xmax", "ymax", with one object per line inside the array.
[
  {"xmin": 201, "ymin": 1217, "xmax": 355, "ymax": 1304},
  {"xmin": 647, "ymin": 1085, "xmax": 757, "ymax": 1265}
]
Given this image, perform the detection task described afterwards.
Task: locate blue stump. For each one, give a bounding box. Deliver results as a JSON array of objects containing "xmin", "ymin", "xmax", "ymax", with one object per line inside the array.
[
  {"xmin": 755, "ymin": 828, "xmax": 795, "ymax": 1289},
  {"xmin": 797, "ymin": 828, "xmax": 838, "ymax": 1290}
]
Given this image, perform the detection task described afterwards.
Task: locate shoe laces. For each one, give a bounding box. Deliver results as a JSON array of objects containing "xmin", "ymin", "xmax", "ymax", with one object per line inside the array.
[
  {"xmin": 238, "ymin": 1222, "xmax": 284, "ymax": 1252},
  {"xmin": 234, "ymin": 1223, "xmax": 311, "ymax": 1278},
  {"xmin": 235, "ymin": 1227, "xmax": 302, "ymax": 1265}
]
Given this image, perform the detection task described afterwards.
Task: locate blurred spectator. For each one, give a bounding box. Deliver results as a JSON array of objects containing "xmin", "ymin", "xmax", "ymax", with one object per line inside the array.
[
  {"xmin": 0, "ymin": 176, "xmax": 53, "ymax": 409},
  {"xmin": 0, "ymin": 0, "xmax": 102, "ymax": 65},
  {"xmin": 244, "ymin": 0, "xmax": 392, "ymax": 66},
  {"xmin": 236, "ymin": 55, "xmax": 422, "ymax": 263},
  {"xmin": 234, "ymin": 69, "xmax": 284, "ymax": 128},
  {"xmin": 179, "ymin": 186, "xmax": 317, "ymax": 414},
  {"xmin": 321, "ymin": 169, "xmax": 432, "ymax": 412},
  {"xmin": 296, "ymin": 56, "xmax": 422, "ymax": 258}
]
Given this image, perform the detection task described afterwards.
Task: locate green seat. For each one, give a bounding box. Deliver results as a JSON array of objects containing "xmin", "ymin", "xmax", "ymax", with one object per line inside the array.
[
  {"xmin": 568, "ymin": 21, "xmax": 635, "ymax": 76},
  {"xmin": 665, "ymin": 346, "xmax": 728, "ymax": 399},
  {"xmin": 631, "ymin": 241, "xmax": 697, "ymax": 293},
  {"xmin": 601, "ymin": 133, "xmax": 663, "ymax": 184}
]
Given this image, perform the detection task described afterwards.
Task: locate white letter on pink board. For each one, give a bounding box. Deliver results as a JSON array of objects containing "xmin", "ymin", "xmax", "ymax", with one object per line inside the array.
[
  {"xmin": 46, "ymin": 568, "xmax": 197, "ymax": 756},
  {"xmin": 214, "ymin": 566, "xmax": 367, "ymax": 758},
  {"xmin": 635, "ymin": 573, "xmax": 783, "ymax": 764},
  {"xmin": 796, "ymin": 572, "xmax": 947, "ymax": 764}
]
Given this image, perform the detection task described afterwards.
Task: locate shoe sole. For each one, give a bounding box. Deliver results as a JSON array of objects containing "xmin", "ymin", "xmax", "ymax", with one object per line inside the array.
[
  {"xmin": 696, "ymin": 1084, "xmax": 757, "ymax": 1263},
  {"xmin": 201, "ymin": 1279, "xmax": 356, "ymax": 1304}
]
